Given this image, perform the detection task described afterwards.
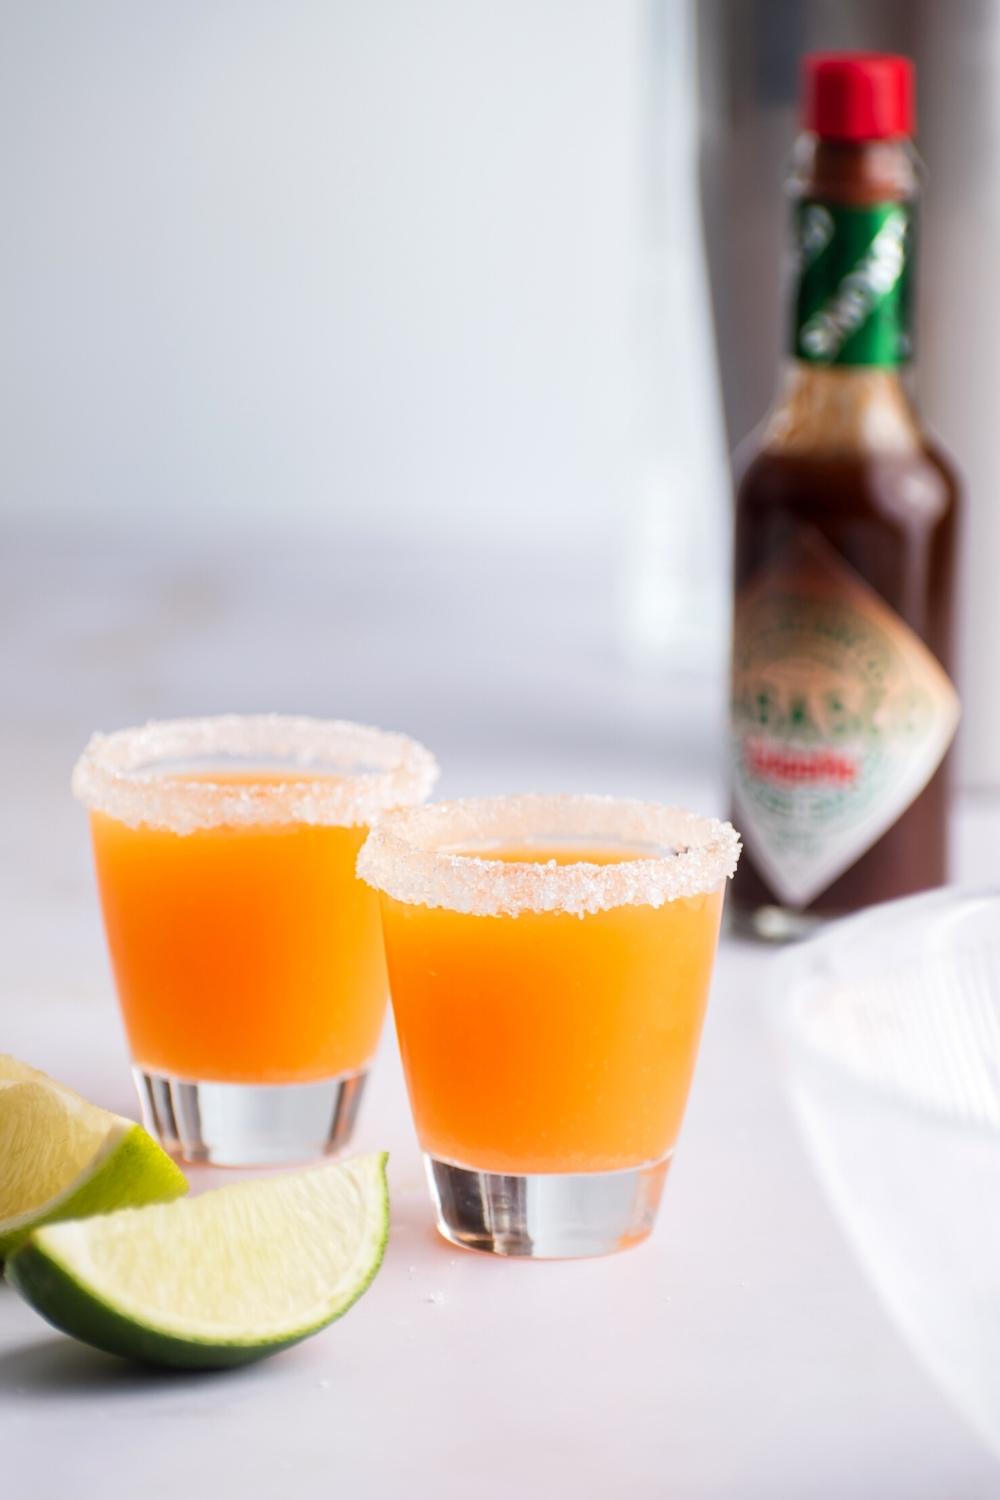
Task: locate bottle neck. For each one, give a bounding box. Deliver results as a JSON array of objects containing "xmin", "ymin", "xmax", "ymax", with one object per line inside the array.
[
  {"xmin": 760, "ymin": 363, "xmax": 920, "ymax": 456},
  {"xmin": 765, "ymin": 135, "xmax": 923, "ymax": 456}
]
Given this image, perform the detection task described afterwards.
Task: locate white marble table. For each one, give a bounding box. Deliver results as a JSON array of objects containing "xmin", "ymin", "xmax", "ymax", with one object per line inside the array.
[{"xmin": 2, "ymin": 528, "xmax": 997, "ymax": 1498}]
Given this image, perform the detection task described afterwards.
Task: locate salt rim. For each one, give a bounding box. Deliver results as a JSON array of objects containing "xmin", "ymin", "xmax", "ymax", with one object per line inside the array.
[
  {"xmin": 356, "ymin": 795, "xmax": 741, "ymax": 917},
  {"xmin": 71, "ymin": 715, "xmax": 439, "ymax": 833}
]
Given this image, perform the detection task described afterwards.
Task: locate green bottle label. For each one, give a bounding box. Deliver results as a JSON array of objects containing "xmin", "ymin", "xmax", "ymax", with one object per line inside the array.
[{"xmin": 791, "ymin": 200, "xmax": 913, "ymax": 367}]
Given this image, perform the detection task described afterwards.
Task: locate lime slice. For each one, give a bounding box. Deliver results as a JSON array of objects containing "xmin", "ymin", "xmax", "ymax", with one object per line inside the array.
[
  {"xmin": 6, "ymin": 1153, "xmax": 389, "ymax": 1369},
  {"xmin": 0, "ymin": 1054, "xmax": 187, "ymax": 1260}
]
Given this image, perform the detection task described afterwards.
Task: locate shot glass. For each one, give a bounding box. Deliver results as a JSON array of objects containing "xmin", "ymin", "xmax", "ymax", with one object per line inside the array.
[
  {"xmin": 358, "ymin": 794, "xmax": 740, "ymax": 1257},
  {"xmin": 72, "ymin": 715, "xmax": 437, "ymax": 1166}
]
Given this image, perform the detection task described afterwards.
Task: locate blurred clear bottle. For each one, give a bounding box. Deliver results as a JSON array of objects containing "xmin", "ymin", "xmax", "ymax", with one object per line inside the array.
[{"xmin": 622, "ymin": 0, "xmax": 730, "ymax": 673}]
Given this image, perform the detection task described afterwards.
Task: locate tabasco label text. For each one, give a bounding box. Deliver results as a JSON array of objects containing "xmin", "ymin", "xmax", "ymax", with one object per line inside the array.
[{"xmin": 731, "ymin": 530, "xmax": 959, "ymax": 908}]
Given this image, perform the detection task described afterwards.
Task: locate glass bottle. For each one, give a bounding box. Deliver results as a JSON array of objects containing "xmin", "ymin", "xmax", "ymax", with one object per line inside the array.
[{"xmin": 729, "ymin": 54, "xmax": 961, "ymax": 940}]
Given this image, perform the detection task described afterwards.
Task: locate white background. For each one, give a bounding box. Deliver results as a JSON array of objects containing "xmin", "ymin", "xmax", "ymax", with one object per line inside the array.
[{"xmin": 2, "ymin": 0, "xmax": 664, "ymax": 546}]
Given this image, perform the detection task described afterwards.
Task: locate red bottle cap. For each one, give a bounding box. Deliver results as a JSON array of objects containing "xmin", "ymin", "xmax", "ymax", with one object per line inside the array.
[{"xmin": 803, "ymin": 54, "xmax": 915, "ymax": 141}]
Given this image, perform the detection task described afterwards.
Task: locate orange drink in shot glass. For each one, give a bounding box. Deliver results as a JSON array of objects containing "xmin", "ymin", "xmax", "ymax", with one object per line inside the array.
[
  {"xmin": 357, "ymin": 795, "xmax": 740, "ymax": 1257},
  {"xmin": 72, "ymin": 716, "xmax": 437, "ymax": 1165}
]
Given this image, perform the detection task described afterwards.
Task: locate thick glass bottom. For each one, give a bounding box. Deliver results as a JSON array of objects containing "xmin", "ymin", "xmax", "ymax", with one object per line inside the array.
[
  {"xmin": 425, "ymin": 1153, "xmax": 672, "ymax": 1258},
  {"xmin": 134, "ymin": 1067, "xmax": 368, "ymax": 1167}
]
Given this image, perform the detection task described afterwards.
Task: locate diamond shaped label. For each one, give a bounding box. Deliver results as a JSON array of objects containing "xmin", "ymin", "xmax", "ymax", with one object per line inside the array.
[{"xmin": 731, "ymin": 529, "xmax": 959, "ymax": 908}]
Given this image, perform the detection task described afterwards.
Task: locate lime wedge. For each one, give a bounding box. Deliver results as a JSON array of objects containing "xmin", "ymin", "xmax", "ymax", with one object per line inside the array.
[
  {"xmin": 6, "ymin": 1153, "xmax": 389, "ymax": 1368},
  {"xmin": 0, "ymin": 1054, "xmax": 187, "ymax": 1260}
]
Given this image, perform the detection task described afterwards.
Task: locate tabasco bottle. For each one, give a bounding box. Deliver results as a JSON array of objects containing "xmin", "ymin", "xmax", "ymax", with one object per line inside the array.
[{"xmin": 729, "ymin": 54, "xmax": 961, "ymax": 940}]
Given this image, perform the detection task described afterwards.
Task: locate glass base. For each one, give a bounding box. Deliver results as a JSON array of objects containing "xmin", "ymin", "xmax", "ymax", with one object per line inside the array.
[
  {"xmin": 425, "ymin": 1154, "xmax": 672, "ymax": 1258},
  {"xmin": 134, "ymin": 1068, "xmax": 368, "ymax": 1167}
]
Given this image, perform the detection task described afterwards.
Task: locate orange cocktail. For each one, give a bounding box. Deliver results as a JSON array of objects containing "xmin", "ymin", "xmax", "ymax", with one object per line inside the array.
[
  {"xmin": 73, "ymin": 716, "xmax": 437, "ymax": 1166},
  {"xmin": 89, "ymin": 785, "xmax": 382, "ymax": 1086},
  {"xmin": 358, "ymin": 795, "xmax": 739, "ymax": 1257}
]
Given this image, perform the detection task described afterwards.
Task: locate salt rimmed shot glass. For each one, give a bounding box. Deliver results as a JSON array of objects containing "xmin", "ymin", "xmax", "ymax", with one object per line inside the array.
[
  {"xmin": 72, "ymin": 715, "xmax": 437, "ymax": 1166},
  {"xmin": 358, "ymin": 795, "xmax": 740, "ymax": 1258}
]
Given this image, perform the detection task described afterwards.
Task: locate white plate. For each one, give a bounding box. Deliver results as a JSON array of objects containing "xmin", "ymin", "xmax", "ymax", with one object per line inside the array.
[{"xmin": 774, "ymin": 888, "xmax": 1000, "ymax": 1460}]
